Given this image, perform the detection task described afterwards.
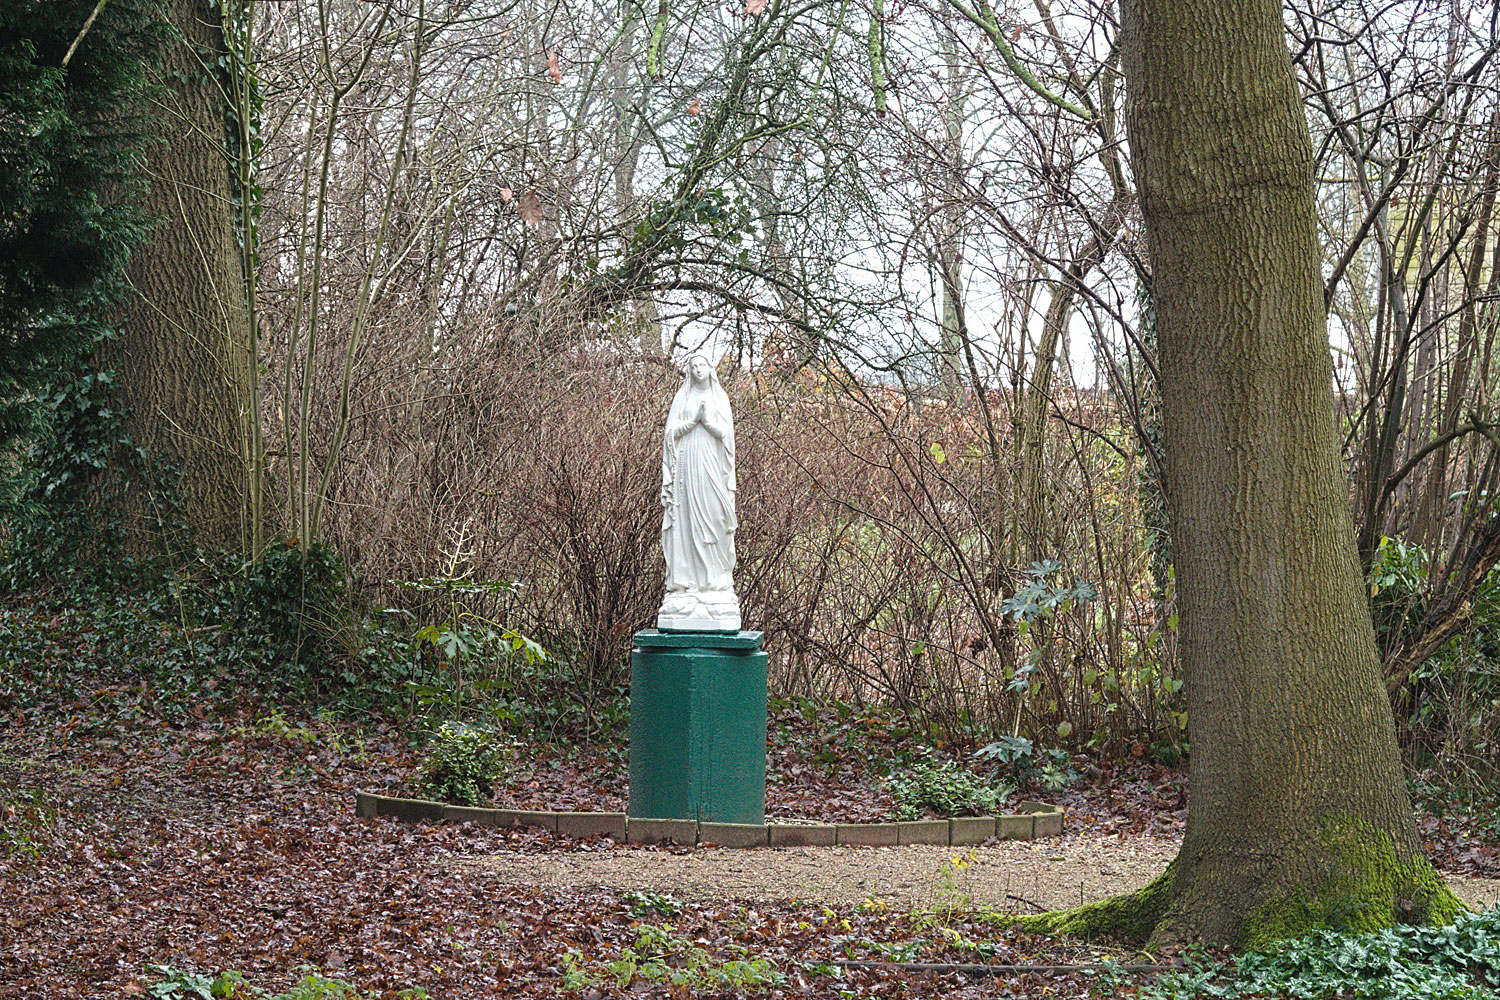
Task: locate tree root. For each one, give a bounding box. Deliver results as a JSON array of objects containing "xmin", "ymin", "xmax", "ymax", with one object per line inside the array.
[
  {"xmin": 1002, "ymin": 817, "xmax": 1470, "ymax": 951},
  {"xmin": 1008, "ymin": 864, "xmax": 1175, "ymax": 947}
]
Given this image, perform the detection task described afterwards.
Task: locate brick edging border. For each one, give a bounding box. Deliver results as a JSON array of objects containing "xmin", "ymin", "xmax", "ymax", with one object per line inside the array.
[{"xmin": 354, "ymin": 792, "xmax": 1064, "ymax": 846}]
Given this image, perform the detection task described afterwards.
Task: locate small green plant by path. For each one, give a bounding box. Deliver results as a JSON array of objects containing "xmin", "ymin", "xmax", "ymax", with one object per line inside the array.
[
  {"xmin": 146, "ymin": 965, "xmax": 249, "ymax": 999},
  {"xmin": 623, "ymin": 889, "xmax": 683, "ymax": 918},
  {"xmin": 419, "ymin": 720, "xmax": 513, "ymax": 806},
  {"xmin": 845, "ymin": 937, "xmax": 928, "ymax": 963},
  {"xmin": 558, "ymin": 921, "xmax": 786, "ymax": 992},
  {"xmin": 926, "ymin": 850, "xmax": 979, "ymax": 924},
  {"xmin": 886, "ymin": 755, "xmax": 1012, "ymax": 819}
]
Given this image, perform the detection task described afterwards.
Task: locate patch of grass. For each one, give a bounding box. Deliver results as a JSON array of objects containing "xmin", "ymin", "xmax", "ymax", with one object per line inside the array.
[
  {"xmin": 559, "ymin": 922, "xmax": 786, "ymax": 992},
  {"xmin": 0, "ymin": 785, "xmax": 60, "ymax": 859}
]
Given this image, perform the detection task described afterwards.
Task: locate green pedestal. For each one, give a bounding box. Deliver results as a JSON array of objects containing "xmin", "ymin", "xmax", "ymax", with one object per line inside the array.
[{"xmin": 629, "ymin": 629, "xmax": 767, "ymax": 824}]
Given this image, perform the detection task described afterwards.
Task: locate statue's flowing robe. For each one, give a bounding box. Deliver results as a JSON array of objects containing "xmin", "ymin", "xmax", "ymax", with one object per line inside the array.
[{"xmin": 661, "ymin": 376, "xmax": 736, "ymax": 593}]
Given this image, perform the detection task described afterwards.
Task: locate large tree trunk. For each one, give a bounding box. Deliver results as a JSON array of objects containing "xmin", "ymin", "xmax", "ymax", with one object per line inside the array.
[
  {"xmin": 105, "ymin": 0, "xmax": 253, "ymax": 554},
  {"xmin": 1025, "ymin": 0, "xmax": 1462, "ymax": 949},
  {"xmin": 1128, "ymin": 0, "xmax": 1460, "ymax": 948}
]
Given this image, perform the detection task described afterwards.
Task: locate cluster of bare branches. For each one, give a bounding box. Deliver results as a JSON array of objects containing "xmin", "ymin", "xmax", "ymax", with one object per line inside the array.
[{"xmin": 238, "ymin": 0, "xmax": 1500, "ymax": 753}]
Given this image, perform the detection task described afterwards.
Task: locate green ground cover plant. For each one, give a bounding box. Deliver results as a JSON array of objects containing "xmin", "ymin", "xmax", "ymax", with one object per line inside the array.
[
  {"xmin": 0, "ymin": 0, "xmax": 158, "ymax": 521},
  {"xmin": 974, "ymin": 734, "xmax": 1081, "ymax": 791},
  {"xmin": 0, "ymin": 544, "xmax": 420, "ymax": 719},
  {"xmin": 886, "ymin": 754, "xmax": 1012, "ymax": 819},
  {"xmin": 419, "ymin": 720, "xmax": 512, "ymax": 806},
  {"xmin": 0, "ymin": 556, "xmax": 567, "ymax": 751},
  {"xmin": 1099, "ymin": 906, "xmax": 1500, "ymax": 1000},
  {"xmin": 147, "ymin": 964, "xmax": 429, "ymax": 999},
  {"xmin": 558, "ymin": 921, "xmax": 787, "ymax": 992}
]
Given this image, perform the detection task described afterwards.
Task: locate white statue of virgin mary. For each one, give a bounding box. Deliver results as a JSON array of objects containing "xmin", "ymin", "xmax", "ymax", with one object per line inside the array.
[{"xmin": 657, "ymin": 353, "xmax": 741, "ymax": 631}]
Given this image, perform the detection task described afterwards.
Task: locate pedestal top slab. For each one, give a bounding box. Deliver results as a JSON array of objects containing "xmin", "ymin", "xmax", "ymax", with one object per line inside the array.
[{"xmin": 634, "ymin": 628, "xmax": 764, "ymax": 650}]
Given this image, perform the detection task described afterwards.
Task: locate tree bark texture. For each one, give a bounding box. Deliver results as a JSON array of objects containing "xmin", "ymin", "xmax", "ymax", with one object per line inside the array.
[
  {"xmin": 106, "ymin": 0, "xmax": 253, "ymax": 553},
  {"xmin": 1117, "ymin": 0, "xmax": 1459, "ymax": 947}
]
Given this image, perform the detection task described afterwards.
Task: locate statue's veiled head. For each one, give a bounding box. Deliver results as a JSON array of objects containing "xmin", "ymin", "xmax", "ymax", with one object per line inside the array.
[{"xmin": 687, "ymin": 354, "xmax": 713, "ymax": 386}]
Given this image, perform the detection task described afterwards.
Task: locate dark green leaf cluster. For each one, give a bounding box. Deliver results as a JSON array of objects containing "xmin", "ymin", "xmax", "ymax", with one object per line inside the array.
[
  {"xmin": 1134, "ymin": 907, "xmax": 1500, "ymax": 999},
  {"xmin": 973, "ymin": 735, "xmax": 1079, "ymax": 791},
  {"xmin": 230, "ymin": 540, "xmax": 349, "ymax": 677},
  {"xmin": 0, "ymin": 0, "xmax": 160, "ymax": 449},
  {"xmin": 1368, "ymin": 535, "xmax": 1431, "ymax": 641},
  {"xmin": 886, "ymin": 755, "xmax": 1012, "ymax": 820},
  {"xmin": 419, "ymin": 720, "xmax": 512, "ymax": 806},
  {"xmin": 1373, "ymin": 535, "xmax": 1500, "ymax": 785},
  {"xmin": 0, "ymin": 359, "xmax": 144, "ymax": 579},
  {"xmin": 632, "ymin": 186, "xmax": 753, "ymax": 253}
]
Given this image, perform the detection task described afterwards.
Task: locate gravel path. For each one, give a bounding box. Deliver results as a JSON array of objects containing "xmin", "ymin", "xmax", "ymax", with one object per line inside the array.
[{"xmin": 462, "ymin": 834, "xmax": 1500, "ymax": 914}]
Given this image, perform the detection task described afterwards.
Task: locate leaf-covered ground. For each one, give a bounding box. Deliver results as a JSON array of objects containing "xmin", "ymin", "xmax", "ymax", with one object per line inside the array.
[
  {"xmin": 0, "ymin": 714, "xmax": 1143, "ymax": 998},
  {"xmin": 4, "ymin": 706, "xmax": 1498, "ymax": 999}
]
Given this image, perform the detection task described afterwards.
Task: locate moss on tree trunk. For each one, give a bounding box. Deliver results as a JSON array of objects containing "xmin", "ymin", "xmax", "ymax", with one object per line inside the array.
[
  {"xmin": 1014, "ymin": 819, "xmax": 1464, "ymax": 950},
  {"xmin": 1013, "ymin": 865, "xmax": 1176, "ymax": 944}
]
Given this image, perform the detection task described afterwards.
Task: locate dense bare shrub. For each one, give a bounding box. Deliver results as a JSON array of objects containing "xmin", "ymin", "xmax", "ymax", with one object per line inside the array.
[{"xmin": 258, "ymin": 280, "xmax": 1177, "ymax": 748}]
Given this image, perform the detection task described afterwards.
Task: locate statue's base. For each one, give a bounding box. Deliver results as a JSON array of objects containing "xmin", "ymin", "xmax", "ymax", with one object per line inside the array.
[
  {"xmin": 629, "ymin": 629, "xmax": 767, "ymax": 824},
  {"xmin": 657, "ymin": 591, "xmax": 741, "ymax": 632},
  {"xmin": 656, "ymin": 616, "xmax": 741, "ymax": 632}
]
